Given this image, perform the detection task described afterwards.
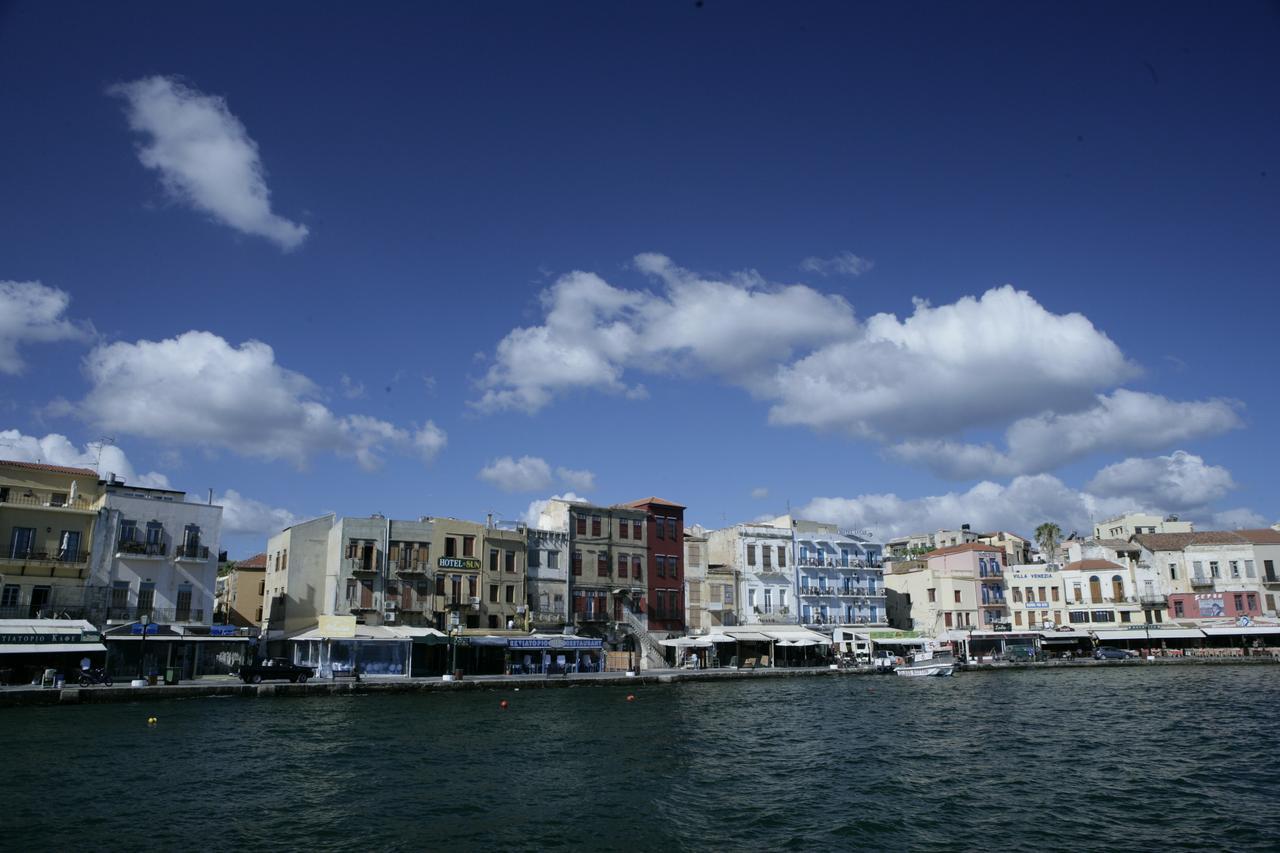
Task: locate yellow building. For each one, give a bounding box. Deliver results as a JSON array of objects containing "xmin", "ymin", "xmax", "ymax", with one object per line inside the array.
[
  {"xmin": 216, "ymin": 552, "xmax": 266, "ymax": 627},
  {"xmin": 0, "ymin": 460, "xmax": 105, "ymax": 618}
]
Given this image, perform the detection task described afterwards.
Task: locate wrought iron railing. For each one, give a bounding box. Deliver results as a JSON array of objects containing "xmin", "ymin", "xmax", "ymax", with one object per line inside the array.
[{"xmin": 1, "ymin": 549, "xmax": 90, "ymax": 565}]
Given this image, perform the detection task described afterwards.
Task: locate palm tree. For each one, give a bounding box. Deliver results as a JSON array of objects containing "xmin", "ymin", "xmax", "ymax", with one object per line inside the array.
[{"xmin": 1034, "ymin": 522, "xmax": 1062, "ymax": 563}]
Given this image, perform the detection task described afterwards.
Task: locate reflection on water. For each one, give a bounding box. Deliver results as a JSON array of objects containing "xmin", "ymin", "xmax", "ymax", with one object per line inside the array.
[{"xmin": 6, "ymin": 666, "xmax": 1277, "ymax": 852}]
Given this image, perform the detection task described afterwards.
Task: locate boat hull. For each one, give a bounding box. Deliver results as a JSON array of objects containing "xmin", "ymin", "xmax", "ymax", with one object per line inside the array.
[{"xmin": 894, "ymin": 663, "xmax": 954, "ymax": 677}]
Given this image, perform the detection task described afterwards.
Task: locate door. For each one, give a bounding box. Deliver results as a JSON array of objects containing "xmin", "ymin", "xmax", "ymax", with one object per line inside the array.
[
  {"xmin": 1111, "ymin": 576, "xmax": 1125, "ymax": 601},
  {"xmin": 28, "ymin": 585, "xmax": 51, "ymax": 618},
  {"xmin": 58, "ymin": 530, "xmax": 81, "ymax": 562},
  {"xmin": 1088, "ymin": 576, "xmax": 1102, "ymax": 603},
  {"xmin": 9, "ymin": 527, "xmax": 35, "ymax": 559},
  {"xmin": 360, "ymin": 580, "xmax": 373, "ymax": 609}
]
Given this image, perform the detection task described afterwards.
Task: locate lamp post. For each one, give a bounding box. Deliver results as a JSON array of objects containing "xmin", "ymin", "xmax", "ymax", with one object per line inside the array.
[{"xmin": 137, "ymin": 612, "xmax": 150, "ymax": 683}]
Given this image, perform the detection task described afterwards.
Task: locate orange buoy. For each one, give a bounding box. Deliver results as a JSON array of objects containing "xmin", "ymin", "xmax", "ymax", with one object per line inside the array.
[
  {"xmin": 499, "ymin": 699, "xmax": 509, "ymax": 709},
  {"xmin": 626, "ymin": 694, "xmax": 636, "ymax": 702}
]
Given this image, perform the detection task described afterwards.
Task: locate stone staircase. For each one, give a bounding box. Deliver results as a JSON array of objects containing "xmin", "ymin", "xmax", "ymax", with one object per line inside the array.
[{"xmin": 621, "ymin": 607, "xmax": 669, "ymax": 671}]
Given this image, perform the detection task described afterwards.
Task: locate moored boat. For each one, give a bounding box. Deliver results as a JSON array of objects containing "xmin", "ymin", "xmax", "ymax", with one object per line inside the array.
[{"xmin": 894, "ymin": 644, "xmax": 954, "ymax": 677}]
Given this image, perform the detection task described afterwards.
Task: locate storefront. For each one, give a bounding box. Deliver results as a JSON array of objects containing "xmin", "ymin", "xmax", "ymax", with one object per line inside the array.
[
  {"xmin": 506, "ymin": 635, "xmax": 605, "ymax": 674},
  {"xmin": 103, "ymin": 623, "xmax": 252, "ymax": 680},
  {"xmin": 290, "ymin": 624, "xmax": 449, "ymax": 678},
  {"xmin": 0, "ymin": 619, "xmax": 106, "ymax": 685}
]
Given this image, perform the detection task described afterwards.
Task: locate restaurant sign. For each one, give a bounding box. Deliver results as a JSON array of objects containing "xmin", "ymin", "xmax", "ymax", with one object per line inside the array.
[
  {"xmin": 0, "ymin": 632, "xmax": 85, "ymax": 644},
  {"xmin": 509, "ymin": 637, "xmax": 602, "ymax": 650},
  {"xmin": 438, "ymin": 557, "xmax": 481, "ymax": 571}
]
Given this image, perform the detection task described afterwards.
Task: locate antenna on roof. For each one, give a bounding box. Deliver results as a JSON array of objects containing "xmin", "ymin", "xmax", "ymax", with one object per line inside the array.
[{"xmin": 91, "ymin": 436, "xmax": 115, "ymax": 474}]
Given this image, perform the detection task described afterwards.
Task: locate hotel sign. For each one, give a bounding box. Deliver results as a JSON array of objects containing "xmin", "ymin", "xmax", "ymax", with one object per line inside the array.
[
  {"xmin": 1026, "ymin": 602, "xmax": 1050, "ymax": 609},
  {"xmin": 438, "ymin": 557, "xmax": 481, "ymax": 571}
]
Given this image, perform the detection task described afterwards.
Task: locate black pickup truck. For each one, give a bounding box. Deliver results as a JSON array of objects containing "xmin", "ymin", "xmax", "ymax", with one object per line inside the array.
[{"xmin": 239, "ymin": 657, "xmax": 315, "ymax": 684}]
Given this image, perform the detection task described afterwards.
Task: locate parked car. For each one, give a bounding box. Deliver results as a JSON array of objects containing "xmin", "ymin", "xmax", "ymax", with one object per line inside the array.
[
  {"xmin": 1093, "ymin": 646, "xmax": 1135, "ymax": 661},
  {"xmin": 239, "ymin": 657, "xmax": 315, "ymax": 684}
]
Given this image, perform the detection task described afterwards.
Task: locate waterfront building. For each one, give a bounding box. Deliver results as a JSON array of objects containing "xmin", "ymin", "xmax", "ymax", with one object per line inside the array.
[
  {"xmin": 884, "ymin": 532, "xmax": 934, "ymax": 560},
  {"xmin": 0, "ymin": 618, "xmax": 106, "ymax": 685},
  {"xmin": 703, "ymin": 562, "xmax": 739, "ymax": 627},
  {"xmin": 706, "ymin": 522, "xmax": 796, "ymax": 625},
  {"xmin": 481, "ymin": 523, "xmax": 527, "ymax": 631},
  {"xmin": 773, "ymin": 516, "xmax": 885, "ymax": 629},
  {"xmin": 526, "ymin": 527, "xmax": 569, "ymax": 631},
  {"xmin": 1237, "ymin": 528, "xmax": 1280, "ymax": 616},
  {"xmin": 624, "ymin": 497, "xmax": 686, "ymax": 635},
  {"xmin": 90, "ymin": 478, "xmax": 223, "ymax": 630},
  {"xmin": 1132, "ymin": 531, "xmax": 1267, "ymax": 622},
  {"xmin": 683, "ymin": 525, "xmax": 710, "ymax": 633},
  {"xmin": 977, "ymin": 531, "xmax": 1033, "ymax": 566},
  {"xmin": 883, "ymin": 543, "xmax": 1005, "ymax": 635},
  {"xmin": 215, "ymin": 552, "xmax": 267, "ymax": 627},
  {"xmin": 1094, "ymin": 512, "xmax": 1192, "ymax": 541},
  {"xmin": 0, "ymin": 460, "xmax": 105, "ymax": 619}
]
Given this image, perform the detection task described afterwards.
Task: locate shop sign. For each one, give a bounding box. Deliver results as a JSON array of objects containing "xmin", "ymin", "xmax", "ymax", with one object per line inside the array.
[
  {"xmin": 0, "ymin": 632, "xmax": 84, "ymax": 644},
  {"xmin": 992, "ymin": 622, "xmax": 1013, "ymax": 632},
  {"xmin": 438, "ymin": 557, "xmax": 481, "ymax": 571},
  {"xmin": 1026, "ymin": 602, "xmax": 1050, "ymax": 609},
  {"xmin": 209, "ymin": 625, "xmax": 237, "ymax": 637},
  {"xmin": 129, "ymin": 623, "xmax": 161, "ymax": 635}
]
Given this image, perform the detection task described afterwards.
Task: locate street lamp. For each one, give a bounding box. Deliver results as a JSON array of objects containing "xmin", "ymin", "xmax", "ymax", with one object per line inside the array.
[{"xmin": 137, "ymin": 612, "xmax": 150, "ymax": 684}]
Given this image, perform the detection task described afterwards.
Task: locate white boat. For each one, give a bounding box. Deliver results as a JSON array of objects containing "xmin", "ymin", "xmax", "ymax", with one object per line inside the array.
[{"xmin": 894, "ymin": 645, "xmax": 954, "ymax": 677}]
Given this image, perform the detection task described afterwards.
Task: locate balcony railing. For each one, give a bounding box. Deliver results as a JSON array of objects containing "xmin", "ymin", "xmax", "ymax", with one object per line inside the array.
[
  {"xmin": 576, "ymin": 610, "xmax": 612, "ymax": 622},
  {"xmin": 116, "ymin": 540, "xmax": 168, "ymax": 558},
  {"xmin": 796, "ymin": 557, "xmax": 883, "ymax": 570},
  {"xmin": 530, "ymin": 609, "xmax": 567, "ymax": 625},
  {"xmin": 0, "ymin": 491, "xmax": 101, "ymax": 511},
  {"xmin": 174, "ymin": 544, "xmax": 210, "ymax": 560},
  {"xmin": 391, "ymin": 559, "xmax": 429, "ymax": 574},
  {"xmin": 1, "ymin": 549, "xmax": 90, "ymax": 565},
  {"xmin": 1138, "ymin": 593, "xmax": 1168, "ymax": 605},
  {"xmin": 798, "ymin": 586, "xmax": 881, "ymax": 598},
  {"xmin": 1263, "ymin": 575, "xmax": 1280, "ymax": 586},
  {"xmin": 346, "ymin": 557, "xmax": 380, "ymax": 574},
  {"xmin": 104, "ymin": 607, "xmax": 206, "ymax": 623},
  {"xmin": 0, "ymin": 604, "xmax": 90, "ymax": 619},
  {"xmin": 1190, "ymin": 576, "xmax": 1214, "ymax": 588},
  {"xmin": 806, "ymin": 615, "xmax": 881, "ymax": 626}
]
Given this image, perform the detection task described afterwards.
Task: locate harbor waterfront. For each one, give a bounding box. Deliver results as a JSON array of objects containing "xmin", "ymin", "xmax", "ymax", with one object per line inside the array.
[{"xmin": 5, "ymin": 665, "xmax": 1278, "ymax": 852}]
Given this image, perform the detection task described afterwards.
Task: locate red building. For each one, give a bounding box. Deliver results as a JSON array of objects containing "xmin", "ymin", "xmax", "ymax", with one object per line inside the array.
[
  {"xmin": 1169, "ymin": 591, "xmax": 1262, "ymax": 620},
  {"xmin": 624, "ymin": 497, "xmax": 685, "ymax": 634}
]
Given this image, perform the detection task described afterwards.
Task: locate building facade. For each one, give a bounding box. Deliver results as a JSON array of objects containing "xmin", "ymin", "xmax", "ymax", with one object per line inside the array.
[
  {"xmin": 216, "ymin": 552, "xmax": 266, "ymax": 627},
  {"xmin": 526, "ymin": 527, "xmax": 569, "ymax": 631},
  {"xmin": 683, "ymin": 525, "xmax": 709, "ymax": 633},
  {"xmin": 706, "ymin": 523, "xmax": 795, "ymax": 625},
  {"xmin": 1094, "ymin": 512, "xmax": 1192, "ymax": 541},
  {"xmin": 626, "ymin": 497, "xmax": 685, "ymax": 634},
  {"xmin": 779, "ymin": 516, "xmax": 885, "ymax": 628},
  {"xmin": 883, "ymin": 543, "xmax": 1005, "ymax": 634}
]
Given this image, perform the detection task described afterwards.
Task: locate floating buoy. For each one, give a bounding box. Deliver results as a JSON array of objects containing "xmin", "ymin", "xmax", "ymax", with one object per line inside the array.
[
  {"xmin": 499, "ymin": 700, "xmax": 509, "ymax": 710},
  {"xmin": 147, "ymin": 716, "xmax": 157, "ymax": 726},
  {"xmin": 626, "ymin": 694, "xmax": 636, "ymax": 702}
]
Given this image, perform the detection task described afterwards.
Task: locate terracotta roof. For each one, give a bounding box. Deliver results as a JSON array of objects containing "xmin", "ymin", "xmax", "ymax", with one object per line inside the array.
[
  {"xmin": 237, "ymin": 552, "xmax": 268, "ymax": 569},
  {"xmin": 1132, "ymin": 532, "xmax": 1247, "ymax": 551},
  {"xmin": 0, "ymin": 459, "xmax": 99, "ymax": 478},
  {"xmin": 622, "ymin": 496, "xmax": 686, "ymax": 509},
  {"xmin": 927, "ymin": 542, "xmax": 1004, "ymax": 559},
  {"xmin": 1063, "ymin": 559, "xmax": 1126, "ymax": 573},
  {"xmin": 1234, "ymin": 529, "xmax": 1280, "ymax": 545}
]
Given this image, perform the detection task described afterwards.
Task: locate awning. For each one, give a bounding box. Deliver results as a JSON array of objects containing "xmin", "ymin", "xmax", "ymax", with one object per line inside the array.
[
  {"xmin": 724, "ymin": 631, "xmax": 773, "ymax": 642},
  {"xmin": 699, "ymin": 633, "xmax": 737, "ymax": 644},
  {"xmin": 1093, "ymin": 629, "xmax": 1205, "ymax": 641},
  {"xmin": 762, "ymin": 627, "xmax": 832, "ymax": 644},
  {"xmin": 659, "ymin": 637, "xmax": 712, "ymax": 648},
  {"xmin": 0, "ymin": 642, "xmax": 108, "ymax": 655},
  {"xmin": 1201, "ymin": 626, "xmax": 1280, "ymax": 636}
]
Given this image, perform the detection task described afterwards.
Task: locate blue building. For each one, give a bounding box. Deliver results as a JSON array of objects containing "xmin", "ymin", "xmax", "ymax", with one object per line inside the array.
[{"xmin": 773, "ymin": 516, "xmax": 886, "ymax": 629}]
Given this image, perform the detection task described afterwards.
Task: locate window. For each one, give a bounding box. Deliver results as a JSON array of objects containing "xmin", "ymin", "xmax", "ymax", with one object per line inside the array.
[
  {"xmin": 1267, "ymin": 560, "xmax": 1277, "ymax": 581},
  {"xmin": 489, "ymin": 584, "xmax": 498, "ymax": 603},
  {"xmin": 119, "ymin": 519, "xmax": 138, "ymax": 545},
  {"xmin": 1210, "ymin": 561, "xmax": 1220, "ymax": 578},
  {"xmin": 657, "ymin": 556, "xmax": 666, "ymax": 578},
  {"xmin": 1245, "ymin": 560, "xmax": 1256, "ymax": 578},
  {"xmin": 1173, "ymin": 599, "xmax": 1185, "ymax": 617},
  {"xmin": 1091, "ymin": 610, "xmax": 1115, "ymax": 623},
  {"xmin": 1230, "ymin": 561, "xmax": 1240, "ymax": 578},
  {"xmin": 927, "ymin": 588, "xmax": 936, "ymax": 603},
  {"xmin": 779, "ymin": 589, "xmax": 787, "ymax": 611},
  {"xmin": 1069, "ymin": 611, "xmax": 1089, "ymax": 624},
  {"xmin": 944, "ymin": 612, "xmax": 953, "ymax": 628},
  {"xmin": 257, "ymin": 580, "xmax": 265, "ymax": 596},
  {"xmin": 668, "ymin": 556, "xmax": 679, "ymax": 577},
  {"xmin": 505, "ymin": 585, "xmax": 515, "ymax": 604},
  {"xmin": 688, "ymin": 543, "xmax": 701, "ymax": 565},
  {"xmin": 618, "ymin": 554, "xmax": 628, "ymax": 577},
  {"xmin": 777, "ymin": 546, "xmax": 786, "ymax": 568},
  {"xmin": 445, "ymin": 537, "xmax": 457, "ymax": 558},
  {"xmin": 763, "ymin": 547, "xmax": 772, "ymax": 569},
  {"xmin": 137, "ymin": 582, "xmax": 155, "ymax": 613},
  {"xmin": 489, "ymin": 549, "xmax": 499, "ymax": 572},
  {"xmin": 576, "ymin": 516, "xmax": 587, "ymax": 535},
  {"xmin": 467, "ymin": 576, "xmax": 477, "ymax": 597},
  {"xmin": 435, "ymin": 575, "xmax": 445, "ymax": 596},
  {"xmin": 748, "ymin": 589, "xmax": 756, "ymax": 610},
  {"xmin": 1039, "ymin": 587, "xmax": 1048, "ymax": 603},
  {"xmin": 591, "ymin": 516, "xmax": 601, "ymax": 537},
  {"xmin": 547, "ymin": 551, "xmax": 558, "ymax": 570},
  {"xmin": 724, "ymin": 583, "xmax": 734, "ymax": 605},
  {"xmin": 763, "ymin": 589, "xmax": 773, "ymax": 613},
  {"xmin": 1247, "ymin": 593, "xmax": 1257, "ymax": 610},
  {"xmin": 1, "ymin": 584, "xmax": 19, "ymax": 607},
  {"xmin": 572, "ymin": 551, "xmax": 582, "ymax": 576},
  {"xmin": 620, "ymin": 520, "xmax": 629, "ymax": 539},
  {"xmin": 633, "ymin": 521, "xmax": 642, "ymax": 539},
  {"xmin": 597, "ymin": 552, "xmax": 608, "ymax": 576},
  {"xmin": 463, "ymin": 536, "xmax": 475, "ymax": 557},
  {"xmin": 1026, "ymin": 587, "xmax": 1035, "ymax": 603},
  {"xmin": 529, "ymin": 549, "xmax": 540, "ymax": 568},
  {"xmin": 632, "ymin": 555, "xmax": 642, "ymax": 581},
  {"xmin": 953, "ymin": 590, "xmax": 961, "ymax": 604},
  {"xmin": 667, "ymin": 517, "xmax": 678, "ymax": 539},
  {"xmin": 1120, "ymin": 611, "xmax": 1132, "ymax": 623},
  {"xmin": 1234, "ymin": 594, "xmax": 1244, "ymax": 611},
  {"xmin": 1014, "ymin": 611, "xmax": 1022, "ymax": 626},
  {"xmin": 656, "ymin": 518, "xmax": 665, "ymax": 540},
  {"xmin": 1051, "ymin": 587, "xmax": 1060, "ymax": 602},
  {"xmin": 747, "ymin": 544, "xmax": 756, "ymax": 566},
  {"xmin": 1169, "ymin": 563, "xmax": 1178, "ymax": 580},
  {"xmin": 506, "ymin": 551, "xmax": 515, "ymax": 573},
  {"xmin": 1012, "ymin": 587, "xmax": 1023, "ymax": 603}
]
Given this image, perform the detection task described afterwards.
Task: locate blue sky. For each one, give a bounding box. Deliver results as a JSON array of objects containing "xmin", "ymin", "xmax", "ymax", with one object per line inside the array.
[{"xmin": 1, "ymin": 2, "xmax": 1277, "ymax": 557}]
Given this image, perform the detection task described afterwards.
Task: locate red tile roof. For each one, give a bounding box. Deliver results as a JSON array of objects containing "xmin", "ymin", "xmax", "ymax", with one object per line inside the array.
[
  {"xmin": 1063, "ymin": 559, "xmax": 1126, "ymax": 573},
  {"xmin": 0, "ymin": 459, "xmax": 99, "ymax": 478},
  {"xmin": 237, "ymin": 552, "xmax": 268, "ymax": 569},
  {"xmin": 1133, "ymin": 532, "xmax": 1247, "ymax": 550},
  {"xmin": 622, "ymin": 497, "xmax": 687, "ymax": 509},
  {"xmin": 927, "ymin": 542, "xmax": 1004, "ymax": 559},
  {"xmin": 1235, "ymin": 529, "xmax": 1280, "ymax": 545}
]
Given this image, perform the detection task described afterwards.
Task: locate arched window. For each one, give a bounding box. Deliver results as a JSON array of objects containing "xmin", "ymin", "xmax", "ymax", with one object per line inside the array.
[
  {"xmin": 1088, "ymin": 575, "xmax": 1102, "ymax": 602},
  {"xmin": 1111, "ymin": 575, "xmax": 1125, "ymax": 601}
]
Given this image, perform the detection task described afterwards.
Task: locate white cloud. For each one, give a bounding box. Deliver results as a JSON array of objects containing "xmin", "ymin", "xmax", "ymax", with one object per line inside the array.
[
  {"xmin": 474, "ymin": 254, "xmax": 858, "ymax": 413},
  {"xmin": 891, "ymin": 391, "xmax": 1243, "ymax": 479},
  {"xmin": 556, "ymin": 466, "xmax": 596, "ymax": 493},
  {"xmin": 215, "ymin": 489, "xmax": 301, "ymax": 535},
  {"xmin": 339, "ymin": 374, "xmax": 366, "ymax": 399},
  {"xmin": 1085, "ymin": 450, "xmax": 1235, "ymax": 511},
  {"xmin": 799, "ymin": 251, "xmax": 874, "ymax": 277},
  {"xmin": 522, "ymin": 492, "xmax": 588, "ymax": 528},
  {"xmin": 479, "ymin": 456, "xmax": 554, "ymax": 492},
  {"xmin": 79, "ymin": 331, "xmax": 445, "ymax": 470},
  {"xmin": 110, "ymin": 76, "xmax": 308, "ymax": 250},
  {"xmin": 0, "ymin": 429, "xmax": 169, "ymax": 488},
  {"xmin": 799, "ymin": 452, "xmax": 1263, "ymax": 541},
  {"xmin": 750, "ymin": 486, "xmax": 769, "ymax": 499},
  {"xmin": 0, "ymin": 281, "xmax": 92, "ymax": 374}
]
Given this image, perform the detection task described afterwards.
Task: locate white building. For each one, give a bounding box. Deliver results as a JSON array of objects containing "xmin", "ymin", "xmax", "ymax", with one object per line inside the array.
[
  {"xmin": 706, "ymin": 523, "xmax": 795, "ymax": 624},
  {"xmin": 526, "ymin": 527, "xmax": 569, "ymax": 630},
  {"xmin": 89, "ymin": 479, "xmax": 223, "ymax": 627},
  {"xmin": 774, "ymin": 516, "xmax": 885, "ymax": 628},
  {"xmin": 1093, "ymin": 512, "xmax": 1192, "ymax": 541}
]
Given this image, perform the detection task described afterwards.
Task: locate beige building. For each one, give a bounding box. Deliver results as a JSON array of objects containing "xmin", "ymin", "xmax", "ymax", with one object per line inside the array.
[
  {"xmin": 884, "ymin": 543, "xmax": 1005, "ymax": 635},
  {"xmin": 216, "ymin": 552, "xmax": 266, "ymax": 627},
  {"xmin": 536, "ymin": 498, "xmax": 648, "ymax": 630},
  {"xmin": 481, "ymin": 524, "xmax": 528, "ymax": 631},
  {"xmin": 1093, "ymin": 512, "xmax": 1192, "ymax": 541},
  {"xmin": 1, "ymin": 460, "xmax": 106, "ymax": 619},
  {"xmin": 978, "ymin": 531, "xmax": 1033, "ymax": 565},
  {"xmin": 683, "ymin": 525, "xmax": 709, "ymax": 632}
]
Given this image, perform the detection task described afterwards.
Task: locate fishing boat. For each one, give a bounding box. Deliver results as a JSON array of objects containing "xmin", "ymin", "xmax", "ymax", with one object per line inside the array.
[{"xmin": 894, "ymin": 644, "xmax": 954, "ymax": 678}]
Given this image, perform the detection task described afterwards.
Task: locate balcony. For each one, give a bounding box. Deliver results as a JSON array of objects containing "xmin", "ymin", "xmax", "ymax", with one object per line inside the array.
[
  {"xmin": 174, "ymin": 544, "xmax": 210, "ymax": 561},
  {"xmin": 529, "ymin": 609, "xmax": 567, "ymax": 625},
  {"xmin": 116, "ymin": 540, "xmax": 168, "ymax": 559},
  {"xmin": 1, "ymin": 549, "xmax": 90, "ymax": 567},
  {"xmin": 1264, "ymin": 575, "xmax": 1280, "ymax": 586},
  {"xmin": 346, "ymin": 557, "xmax": 379, "ymax": 575},
  {"xmin": 799, "ymin": 586, "xmax": 881, "ymax": 598},
  {"xmin": 797, "ymin": 557, "xmax": 882, "ymax": 570},
  {"xmin": 104, "ymin": 607, "xmax": 207, "ymax": 624},
  {"xmin": 391, "ymin": 559, "xmax": 429, "ymax": 574},
  {"xmin": 1138, "ymin": 593, "xmax": 1168, "ymax": 606},
  {"xmin": 0, "ymin": 490, "xmax": 102, "ymax": 513},
  {"xmin": 1190, "ymin": 575, "xmax": 1214, "ymax": 588}
]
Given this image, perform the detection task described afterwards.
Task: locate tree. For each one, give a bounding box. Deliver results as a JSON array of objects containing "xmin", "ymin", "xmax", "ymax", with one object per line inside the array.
[{"xmin": 1035, "ymin": 522, "xmax": 1062, "ymax": 563}]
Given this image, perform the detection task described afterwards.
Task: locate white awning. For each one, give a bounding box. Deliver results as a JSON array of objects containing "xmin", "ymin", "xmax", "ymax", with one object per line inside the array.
[
  {"xmin": 1039, "ymin": 630, "xmax": 1090, "ymax": 642},
  {"xmin": 1093, "ymin": 629, "xmax": 1205, "ymax": 641},
  {"xmin": 762, "ymin": 627, "xmax": 832, "ymax": 644},
  {"xmin": 659, "ymin": 637, "xmax": 712, "ymax": 648},
  {"xmin": 1201, "ymin": 626, "xmax": 1280, "ymax": 636},
  {"xmin": 723, "ymin": 631, "xmax": 773, "ymax": 642},
  {"xmin": 0, "ymin": 642, "xmax": 107, "ymax": 655}
]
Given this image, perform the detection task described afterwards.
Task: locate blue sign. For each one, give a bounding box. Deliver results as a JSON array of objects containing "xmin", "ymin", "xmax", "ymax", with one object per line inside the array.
[
  {"xmin": 130, "ymin": 623, "xmax": 160, "ymax": 635},
  {"xmin": 508, "ymin": 637, "xmax": 603, "ymax": 650},
  {"xmin": 209, "ymin": 625, "xmax": 237, "ymax": 637}
]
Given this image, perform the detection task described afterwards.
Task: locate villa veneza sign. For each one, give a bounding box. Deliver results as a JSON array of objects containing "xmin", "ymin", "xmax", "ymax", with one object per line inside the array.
[{"xmin": 437, "ymin": 557, "xmax": 481, "ymax": 570}]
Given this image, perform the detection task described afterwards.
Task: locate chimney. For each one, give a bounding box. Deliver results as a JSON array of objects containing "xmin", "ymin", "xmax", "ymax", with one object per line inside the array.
[{"xmin": 961, "ymin": 524, "xmax": 970, "ymax": 531}]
